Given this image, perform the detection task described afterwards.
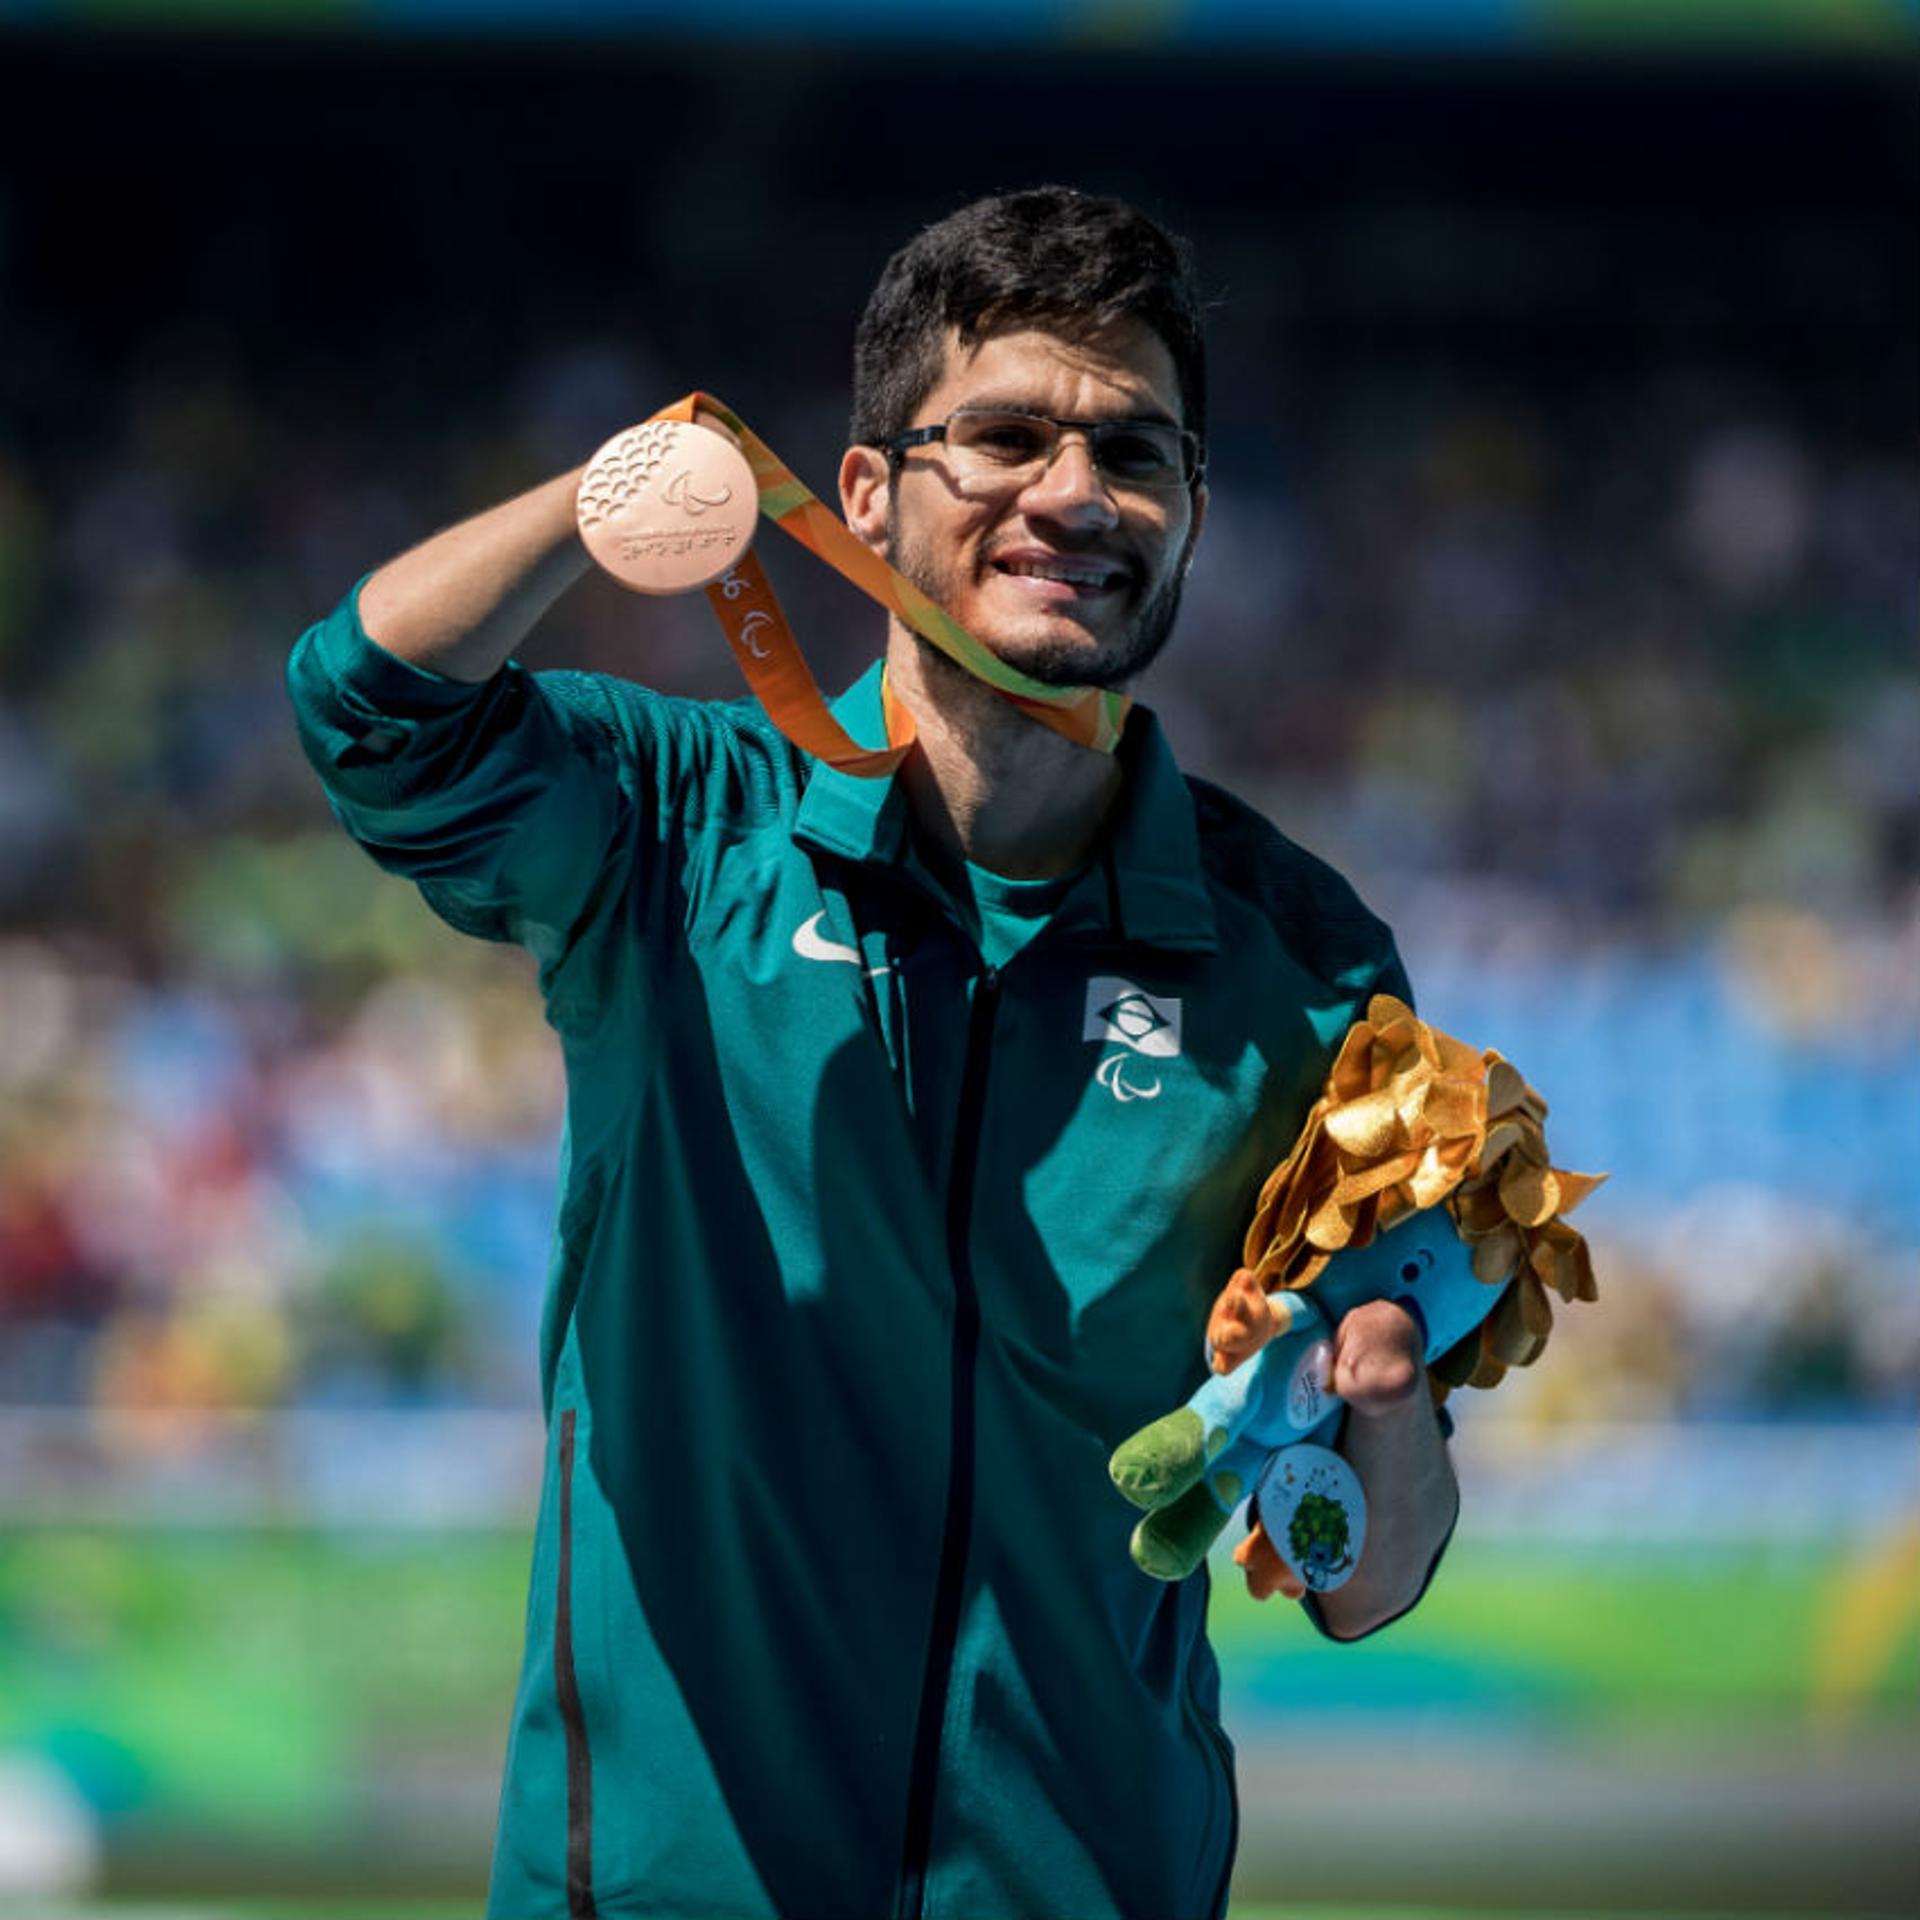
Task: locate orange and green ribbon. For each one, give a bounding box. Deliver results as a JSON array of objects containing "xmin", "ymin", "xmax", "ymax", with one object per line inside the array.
[{"xmin": 654, "ymin": 392, "xmax": 1133, "ymax": 777}]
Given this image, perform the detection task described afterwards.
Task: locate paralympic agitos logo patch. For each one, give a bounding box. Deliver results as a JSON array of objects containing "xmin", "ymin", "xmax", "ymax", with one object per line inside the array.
[{"xmin": 1083, "ymin": 976, "xmax": 1183, "ymax": 1103}]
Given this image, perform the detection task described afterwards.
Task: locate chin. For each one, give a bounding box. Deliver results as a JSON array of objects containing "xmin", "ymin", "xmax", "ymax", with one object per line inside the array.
[
  {"xmin": 972, "ymin": 613, "xmax": 1107, "ymax": 679},
  {"xmin": 992, "ymin": 600, "xmax": 1181, "ymax": 692},
  {"xmin": 998, "ymin": 634, "xmax": 1142, "ymax": 691},
  {"xmin": 963, "ymin": 590, "xmax": 1159, "ymax": 691}
]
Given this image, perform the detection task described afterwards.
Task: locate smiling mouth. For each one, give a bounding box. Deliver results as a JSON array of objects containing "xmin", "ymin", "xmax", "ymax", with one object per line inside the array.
[{"xmin": 991, "ymin": 554, "xmax": 1134, "ymax": 594}]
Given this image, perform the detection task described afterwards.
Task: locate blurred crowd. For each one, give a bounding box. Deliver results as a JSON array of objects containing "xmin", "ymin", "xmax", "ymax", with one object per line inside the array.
[{"xmin": 0, "ymin": 269, "xmax": 1915, "ymax": 1434}]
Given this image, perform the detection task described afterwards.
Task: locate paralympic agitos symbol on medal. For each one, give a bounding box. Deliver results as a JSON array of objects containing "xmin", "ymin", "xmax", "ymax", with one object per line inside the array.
[{"xmin": 662, "ymin": 468, "xmax": 733, "ymax": 515}]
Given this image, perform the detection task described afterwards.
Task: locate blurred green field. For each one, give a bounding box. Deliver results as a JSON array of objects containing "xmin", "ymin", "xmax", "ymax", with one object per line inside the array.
[
  {"xmin": 0, "ymin": 1528, "xmax": 529, "ymax": 1841},
  {"xmin": 4, "ymin": 1524, "xmax": 1909, "ymax": 1834},
  {"xmin": 1211, "ymin": 1536, "xmax": 1919, "ymax": 1726},
  {"xmin": 2, "ymin": 1525, "xmax": 1914, "ymax": 1909}
]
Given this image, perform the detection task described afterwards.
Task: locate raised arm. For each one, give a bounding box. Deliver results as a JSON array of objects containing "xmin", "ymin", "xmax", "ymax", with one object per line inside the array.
[
  {"xmin": 287, "ymin": 459, "xmax": 640, "ymax": 961},
  {"xmin": 355, "ymin": 466, "xmax": 593, "ymax": 683}
]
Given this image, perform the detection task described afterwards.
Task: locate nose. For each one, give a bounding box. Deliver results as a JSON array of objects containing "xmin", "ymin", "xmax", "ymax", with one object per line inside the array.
[{"xmin": 1017, "ymin": 431, "xmax": 1120, "ymax": 532}]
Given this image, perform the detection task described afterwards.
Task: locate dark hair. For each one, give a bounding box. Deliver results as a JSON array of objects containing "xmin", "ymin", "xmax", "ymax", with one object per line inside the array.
[{"xmin": 849, "ymin": 186, "xmax": 1207, "ymax": 456}]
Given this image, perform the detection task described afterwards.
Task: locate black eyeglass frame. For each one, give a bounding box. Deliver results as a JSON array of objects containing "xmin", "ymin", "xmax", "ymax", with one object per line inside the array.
[{"xmin": 880, "ymin": 407, "xmax": 1207, "ymax": 493}]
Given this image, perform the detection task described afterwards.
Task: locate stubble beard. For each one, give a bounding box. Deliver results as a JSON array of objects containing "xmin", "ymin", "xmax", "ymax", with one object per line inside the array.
[{"xmin": 884, "ymin": 502, "xmax": 1188, "ymax": 692}]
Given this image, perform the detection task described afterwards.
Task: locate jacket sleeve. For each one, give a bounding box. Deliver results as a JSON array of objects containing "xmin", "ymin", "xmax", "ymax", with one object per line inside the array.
[{"xmin": 285, "ymin": 578, "xmax": 633, "ymax": 967}]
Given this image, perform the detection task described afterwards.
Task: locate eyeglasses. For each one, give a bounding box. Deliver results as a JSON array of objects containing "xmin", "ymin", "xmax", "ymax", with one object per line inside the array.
[{"xmin": 883, "ymin": 407, "xmax": 1205, "ymax": 496}]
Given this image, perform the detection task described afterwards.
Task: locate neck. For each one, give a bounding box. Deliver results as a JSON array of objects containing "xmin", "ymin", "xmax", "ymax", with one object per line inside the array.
[{"xmin": 885, "ymin": 624, "xmax": 1123, "ymax": 881}]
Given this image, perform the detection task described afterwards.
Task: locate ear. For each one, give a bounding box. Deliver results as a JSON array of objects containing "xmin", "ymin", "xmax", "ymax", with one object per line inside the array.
[
  {"xmin": 840, "ymin": 444, "xmax": 892, "ymax": 553},
  {"xmin": 1180, "ymin": 479, "xmax": 1209, "ymax": 577}
]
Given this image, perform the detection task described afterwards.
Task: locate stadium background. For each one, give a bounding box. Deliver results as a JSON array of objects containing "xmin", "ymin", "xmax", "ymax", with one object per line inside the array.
[{"xmin": 0, "ymin": 2, "xmax": 1916, "ymax": 1913}]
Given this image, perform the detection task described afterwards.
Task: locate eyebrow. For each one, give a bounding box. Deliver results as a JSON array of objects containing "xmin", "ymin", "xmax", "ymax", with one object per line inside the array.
[{"xmin": 953, "ymin": 396, "xmax": 1184, "ymax": 430}]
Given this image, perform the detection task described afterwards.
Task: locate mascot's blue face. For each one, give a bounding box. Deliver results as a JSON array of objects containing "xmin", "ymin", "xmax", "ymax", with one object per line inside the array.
[{"xmin": 1312, "ymin": 1211, "xmax": 1509, "ymax": 1363}]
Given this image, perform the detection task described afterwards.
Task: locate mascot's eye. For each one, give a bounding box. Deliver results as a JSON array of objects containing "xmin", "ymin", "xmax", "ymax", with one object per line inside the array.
[
  {"xmin": 1399, "ymin": 1261, "xmax": 1421, "ymax": 1282},
  {"xmin": 1398, "ymin": 1248, "xmax": 1436, "ymax": 1283}
]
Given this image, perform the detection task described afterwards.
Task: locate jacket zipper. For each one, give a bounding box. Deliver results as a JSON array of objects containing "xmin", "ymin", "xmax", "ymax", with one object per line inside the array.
[
  {"xmin": 896, "ymin": 963, "xmax": 1001, "ymax": 1920},
  {"xmin": 555, "ymin": 1407, "xmax": 597, "ymax": 1917}
]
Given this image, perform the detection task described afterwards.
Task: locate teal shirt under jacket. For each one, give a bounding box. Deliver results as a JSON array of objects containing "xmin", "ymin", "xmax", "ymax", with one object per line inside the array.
[{"xmin": 287, "ymin": 584, "xmax": 1413, "ymax": 1920}]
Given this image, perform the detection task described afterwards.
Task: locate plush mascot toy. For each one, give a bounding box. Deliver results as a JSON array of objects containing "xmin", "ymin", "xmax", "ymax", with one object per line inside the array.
[{"xmin": 1109, "ymin": 994, "xmax": 1602, "ymax": 1594}]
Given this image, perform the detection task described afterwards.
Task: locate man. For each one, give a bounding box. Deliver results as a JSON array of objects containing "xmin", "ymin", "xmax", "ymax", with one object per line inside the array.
[{"xmin": 288, "ymin": 187, "xmax": 1456, "ymax": 1920}]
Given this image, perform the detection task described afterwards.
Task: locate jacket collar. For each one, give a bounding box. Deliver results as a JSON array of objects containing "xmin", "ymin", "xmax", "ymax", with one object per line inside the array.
[{"xmin": 792, "ymin": 661, "xmax": 1217, "ymax": 954}]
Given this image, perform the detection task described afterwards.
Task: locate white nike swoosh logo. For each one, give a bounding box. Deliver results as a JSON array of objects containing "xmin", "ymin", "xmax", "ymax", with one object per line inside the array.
[{"xmin": 792, "ymin": 911, "xmax": 890, "ymax": 976}]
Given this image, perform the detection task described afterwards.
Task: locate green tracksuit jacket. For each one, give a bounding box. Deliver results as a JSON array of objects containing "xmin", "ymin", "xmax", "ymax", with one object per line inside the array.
[{"xmin": 287, "ymin": 583, "xmax": 1412, "ymax": 1920}]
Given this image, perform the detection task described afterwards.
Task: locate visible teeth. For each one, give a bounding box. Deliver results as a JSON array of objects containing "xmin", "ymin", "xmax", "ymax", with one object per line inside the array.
[{"xmin": 999, "ymin": 558, "xmax": 1124, "ymax": 587}]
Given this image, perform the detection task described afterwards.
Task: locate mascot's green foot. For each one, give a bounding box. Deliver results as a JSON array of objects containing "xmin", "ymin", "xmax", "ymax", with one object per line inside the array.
[
  {"xmin": 1109, "ymin": 1408, "xmax": 1227, "ymax": 1511},
  {"xmin": 1129, "ymin": 1477, "xmax": 1239, "ymax": 1581}
]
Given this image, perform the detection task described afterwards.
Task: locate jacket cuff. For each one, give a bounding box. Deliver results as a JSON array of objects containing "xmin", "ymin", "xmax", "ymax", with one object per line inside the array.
[{"xmin": 312, "ymin": 574, "xmax": 506, "ymax": 720}]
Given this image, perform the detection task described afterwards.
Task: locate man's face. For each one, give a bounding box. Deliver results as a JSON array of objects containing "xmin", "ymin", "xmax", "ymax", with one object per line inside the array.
[{"xmin": 866, "ymin": 321, "xmax": 1205, "ymax": 691}]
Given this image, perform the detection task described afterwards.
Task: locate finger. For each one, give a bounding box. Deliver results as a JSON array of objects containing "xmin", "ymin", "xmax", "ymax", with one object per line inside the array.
[{"xmin": 1233, "ymin": 1521, "xmax": 1306, "ymax": 1602}]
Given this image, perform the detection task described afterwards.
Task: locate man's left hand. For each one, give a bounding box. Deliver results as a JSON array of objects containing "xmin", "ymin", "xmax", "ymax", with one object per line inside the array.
[
  {"xmin": 1328, "ymin": 1296, "xmax": 1425, "ymax": 1419},
  {"xmin": 1233, "ymin": 1296, "xmax": 1438, "ymax": 1604}
]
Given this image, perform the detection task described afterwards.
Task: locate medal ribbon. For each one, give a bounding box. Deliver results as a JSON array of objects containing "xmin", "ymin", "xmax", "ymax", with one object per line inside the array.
[{"xmin": 653, "ymin": 392, "xmax": 1132, "ymax": 778}]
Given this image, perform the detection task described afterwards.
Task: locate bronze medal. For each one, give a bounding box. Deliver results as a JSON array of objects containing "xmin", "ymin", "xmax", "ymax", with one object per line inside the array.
[{"xmin": 576, "ymin": 419, "xmax": 757, "ymax": 595}]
